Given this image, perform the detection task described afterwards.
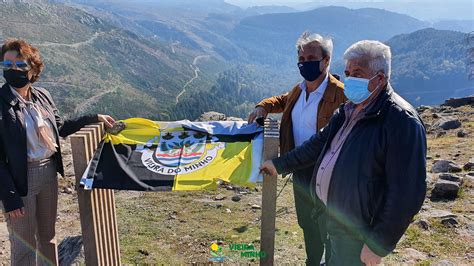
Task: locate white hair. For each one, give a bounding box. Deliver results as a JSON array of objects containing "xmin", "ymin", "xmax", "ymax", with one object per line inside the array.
[
  {"xmin": 343, "ymin": 40, "xmax": 392, "ymax": 79},
  {"xmin": 296, "ymin": 31, "xmax": 333, "ymax": 61}
]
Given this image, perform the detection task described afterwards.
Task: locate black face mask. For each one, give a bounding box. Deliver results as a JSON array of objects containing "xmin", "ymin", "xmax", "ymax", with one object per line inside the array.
[
  {"xmin": 3, "ymin": 69, "xmax": 30, "ymax": 88},
  {"xmin": 298, "ymin": 60, "xmax": 323, "ymax": 82}
]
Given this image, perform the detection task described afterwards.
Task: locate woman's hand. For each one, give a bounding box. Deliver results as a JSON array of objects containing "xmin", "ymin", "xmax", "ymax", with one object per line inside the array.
[
  {"xmin": 7, "ymin": 208, "xmax": 25, "ymax": 219},
  {"xmin": 97, "ymin": 114, "xmax": 116, "ymax": 128}
]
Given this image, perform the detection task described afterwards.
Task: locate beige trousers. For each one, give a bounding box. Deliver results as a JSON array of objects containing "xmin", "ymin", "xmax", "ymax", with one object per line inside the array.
[{"xmin": 5, "ymin": 158, "xmax": 59, "ymax": 266}]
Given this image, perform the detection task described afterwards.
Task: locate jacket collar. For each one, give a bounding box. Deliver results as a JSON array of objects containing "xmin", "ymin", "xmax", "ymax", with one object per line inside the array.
[
  {"xmin": 0, "ymin": 83, "xmax": 19, "ymax": 106},
  {"xmin": 29, "ymin": 86, "xmax": 42, "ymax": 101},
  {"xmin": 290, "ymin": 73, "xmax": 343, "ymax": 111},
  {"xmin": 364, "ymin": 83, "xmax": 393, "ymax": 117},
  {"xmin": 322, "ymin": 74, "xmax": 342, "ymax": 103},
  {"xmin": 0, "ymin": 83, "xmax": 42, "ymax": 107}
]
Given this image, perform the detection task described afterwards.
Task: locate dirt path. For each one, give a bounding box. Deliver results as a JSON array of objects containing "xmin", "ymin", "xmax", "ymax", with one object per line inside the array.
[
  {"xmin": 170, "ymin": 41, "xmax": 180, "ymax": 54},
  {"xmin": 34, "ymin": 81, "xmax": 115, "ymax": 115},
  {"xmin": 72, "ymin": 89, "xmax": 115, "ymax": 115},
  {"xmin": 175, "ymin": 55, "xmax": 210, "ymax": 104},
  {"xmin": 35, "ymin": 31, "xmax": 105, "ymax": 48}
]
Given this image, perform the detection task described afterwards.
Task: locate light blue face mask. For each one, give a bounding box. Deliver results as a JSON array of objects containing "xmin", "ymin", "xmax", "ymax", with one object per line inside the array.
[{"xmin": 343, "ymin": 75, "xmax": 379, "ymax": 104}]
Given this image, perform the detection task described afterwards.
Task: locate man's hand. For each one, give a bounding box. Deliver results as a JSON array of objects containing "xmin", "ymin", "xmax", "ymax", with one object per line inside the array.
[
  {"xmin": 7, "ymin": 208, "xmax": 25, "ymax": 219},
  {"xmin": 98, "ymin": 114, "xmax": 116, "ymax": 128},
  {"xmin": 247, "ymin": 107, "xmax": 268, "ymax": 124},
  {"xmin": 360, "ymin": 244, "xmax": 382, "ymax": 266},
  {"xmin": 260, "ymin": 160, "xmax": 278, "ymax": 177}
]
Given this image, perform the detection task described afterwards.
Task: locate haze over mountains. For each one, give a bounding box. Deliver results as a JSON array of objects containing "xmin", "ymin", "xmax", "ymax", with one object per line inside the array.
[
  {"xmin": 387, "ymin": 28, "xmax": 471, "ymax": 105},
  {"xmin": 228, "ymin": 0, "xmax": 474, "ymax": 21},
  {"xmin": 1, "ymin": 0, "xmax": 472, "ymax": 119}
]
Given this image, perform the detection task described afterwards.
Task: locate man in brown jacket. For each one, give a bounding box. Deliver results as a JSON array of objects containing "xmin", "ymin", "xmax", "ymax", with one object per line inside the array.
[{"xmin": 248, "ymin": 32, "xmax": 346, "ymax": 265}]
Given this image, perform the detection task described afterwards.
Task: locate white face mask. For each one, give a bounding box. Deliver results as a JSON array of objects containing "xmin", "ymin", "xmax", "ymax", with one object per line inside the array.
[{"xmin": 343, "ymin": 74, "xmax": 380, "ymax": 104}]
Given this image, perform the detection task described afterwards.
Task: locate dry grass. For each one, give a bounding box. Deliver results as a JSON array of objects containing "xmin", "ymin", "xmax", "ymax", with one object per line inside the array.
[
  {"xmin": 115, "ymin": 179, "xmax": 307, "ymax": 264},
  {"xmin": 113, "ymin": 105, "xmax": 474, "ymax": 264}
]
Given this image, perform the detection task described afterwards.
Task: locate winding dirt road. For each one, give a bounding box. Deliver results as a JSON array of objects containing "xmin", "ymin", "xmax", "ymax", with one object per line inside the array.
[
  {"xmin": 35, "ymin": 31, "xmax": 107, "ymax": 48},
  {"xmin": 35, "ymin": 81, "xmax": 115, "ymax": 115},
  {"xmin": 175, "ymin": 55, "xmax": 210, "ymax": 104}
]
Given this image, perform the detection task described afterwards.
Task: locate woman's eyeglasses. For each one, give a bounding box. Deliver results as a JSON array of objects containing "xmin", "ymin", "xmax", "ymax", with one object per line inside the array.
[{"xmin": 0, "ymin": 60, "xmax": 31, "ymax": 71}]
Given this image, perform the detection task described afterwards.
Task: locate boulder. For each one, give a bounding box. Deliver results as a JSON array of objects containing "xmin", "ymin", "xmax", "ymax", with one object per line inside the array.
[
  {"xmin": 414, "ymin": 219, "xmax": 430, "ymax": 230},
  {"xmin": 457, "ymin": 130, "xmax": 468, "ymax": 138},
  {"xmin": 421, "ymin": 209, "xmax": 456, "ymax": 219},
  {"xmin": 431, "ymin": 160, "xmax": 462, "ymax": 173},
  {"xmin": 441, "ymin": 217, "xmax": 459, "ymax": 228},
  {"xmin": 197, "ymin": 112, "xmax": 226, "ymax": 121},
  {"xmin": 231, "ymin": 195, "xmax": 241, "ymax": 202},
  {"xmin": 438, "ymin": 173, "xmax": 463, "ymax": 183},
  {"xmin": 226, "ymin": 116, "xmax": 244, "ymax": 121},
  {"xmin": 416, "ymin": 105, "xmax": 432, "ymax": 113},
  {"xmin": 442, "ymin": 96, "xmax": 474, "ymax": 108},
  {"xmin": 434, "ymin": 116, "xmax": 461, "ymax": 130},
  {"xmin": 463, "ymin": 158, "xmax": 474, "ymax": 171},
  {"xmin": 251, "ymin": 204, "xmax": 261, "ymax": 210},
  {"xmin": 432, "ymin": 259, "xmax": 456, "ymax": 266},
  {"xmin": 442, "ymin": 109, "xmax": 454, "ymax": 114},
  {"xmin": 430, "ymin": 180, "xmax": 460, "ymax": 200},
  {"xmin": 214, "ymin": 194, "xmax": 226, "ymax": 201},
  {"xmin": 197, "ymin": 112, "xmax": 245, "ymax": 122},
  {"xmin": 402, "ymin": 248, "xmax": 428, "ymax": 262}
]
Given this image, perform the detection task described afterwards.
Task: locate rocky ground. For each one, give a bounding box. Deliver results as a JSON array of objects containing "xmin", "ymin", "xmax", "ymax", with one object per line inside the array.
[
  {"xmin": 0, "ymin": 98, "xmax": 473, "ymax": 265},
  {"xmin": 382, "ymin": 99, "xmax": 474, "ymax": 265}
]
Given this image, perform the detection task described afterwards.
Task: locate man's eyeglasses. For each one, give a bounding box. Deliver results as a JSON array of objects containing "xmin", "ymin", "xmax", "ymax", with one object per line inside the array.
[{"xmin": 0, "ymin": 60, "xmax": 31, "ymax": 71}]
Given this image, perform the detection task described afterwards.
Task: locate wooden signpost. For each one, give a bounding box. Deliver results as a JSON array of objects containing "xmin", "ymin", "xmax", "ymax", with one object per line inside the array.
[
  {"xmin": 70, "ymin": 123, "xmax": 121, "ymax": 266},
  {"xmin": 70, "ymin": 120, "xmax": 280, "ymax": 265},
  {"xmin": 260, "ymin": 119, "xmax": 280, "ymax": 265}
]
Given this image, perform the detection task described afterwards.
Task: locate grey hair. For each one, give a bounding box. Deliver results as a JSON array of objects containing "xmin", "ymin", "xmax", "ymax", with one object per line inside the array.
[
  {"xmin": 296, "ymin": 31, "xmax": 333, "ymax": 61},
  {"xmin": 343, "ymin": 40, "xmax": 392, "ymax": 79}
]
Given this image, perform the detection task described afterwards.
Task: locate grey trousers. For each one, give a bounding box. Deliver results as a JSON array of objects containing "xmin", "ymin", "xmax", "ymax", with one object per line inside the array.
[{"xmin": 5, "ymin": 158, "xmax": 59, "ymax": 266}]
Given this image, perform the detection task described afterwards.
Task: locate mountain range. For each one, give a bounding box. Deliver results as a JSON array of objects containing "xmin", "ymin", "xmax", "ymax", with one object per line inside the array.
[
  {"xmin": 0, "ymin": 0, "xmax": 471, "ymax": 120},
  {"xmin": 387, "ymin": 28, "xmax": 472, "ymax": 105},
  {"xmin": 0, "ymin": 0, "xmax": 220, "ymax": 119}
]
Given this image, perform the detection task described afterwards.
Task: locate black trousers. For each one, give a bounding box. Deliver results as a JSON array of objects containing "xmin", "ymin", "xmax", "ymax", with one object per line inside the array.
[{"xmin": 292, "ymin": 172, "xmax": 329, "ymax": 266}]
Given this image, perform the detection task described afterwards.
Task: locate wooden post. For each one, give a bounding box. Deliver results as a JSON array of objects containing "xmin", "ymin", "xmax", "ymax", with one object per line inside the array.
[
  {"xmin": 260, "ymin": 119, "xmax": 280, "ymax": 265},
  {"xmin": 70, "ymin": 123, "xmax": 121, "ymax": 266}
]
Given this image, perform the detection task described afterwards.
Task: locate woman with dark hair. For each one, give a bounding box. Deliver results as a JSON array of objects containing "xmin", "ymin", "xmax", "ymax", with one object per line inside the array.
[{"xmin": 0, "ymin": 38, "xmax": 115, "ymax": 266}]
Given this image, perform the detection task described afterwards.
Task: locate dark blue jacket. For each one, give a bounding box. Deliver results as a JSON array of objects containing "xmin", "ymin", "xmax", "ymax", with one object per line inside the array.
[
  {"xmin": 0, "ymin": 84, "xmax": 98, "ymax": 212},
  {"xmin": 273, "ymin": 84, "xmax": 427, "ymax": 257}
]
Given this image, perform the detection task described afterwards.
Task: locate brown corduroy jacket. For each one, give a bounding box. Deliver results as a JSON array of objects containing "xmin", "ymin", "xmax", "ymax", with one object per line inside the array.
[{"xmin": 257, "ymin": 74, "xmax": 346, "ymax": 156}]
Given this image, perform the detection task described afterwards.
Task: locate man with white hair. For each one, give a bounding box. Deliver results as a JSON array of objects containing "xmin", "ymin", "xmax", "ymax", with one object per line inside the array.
[
  {"xmin": 248, "ymin": 31, "xmax": 346, "ymax": 265},
  {"xmin": 260, "ymin": 40, "xmax": 427, "ymax": 265}
]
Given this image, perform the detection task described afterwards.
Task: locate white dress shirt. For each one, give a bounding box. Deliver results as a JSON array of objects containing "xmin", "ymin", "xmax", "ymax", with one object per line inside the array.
[
  {"xmin": 10, "ymin": 86, "xmax": 57, "ymax": 162},
  {"xmin": 291, "ymin": 74, "xmax": 328, "ymax": 147}
]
